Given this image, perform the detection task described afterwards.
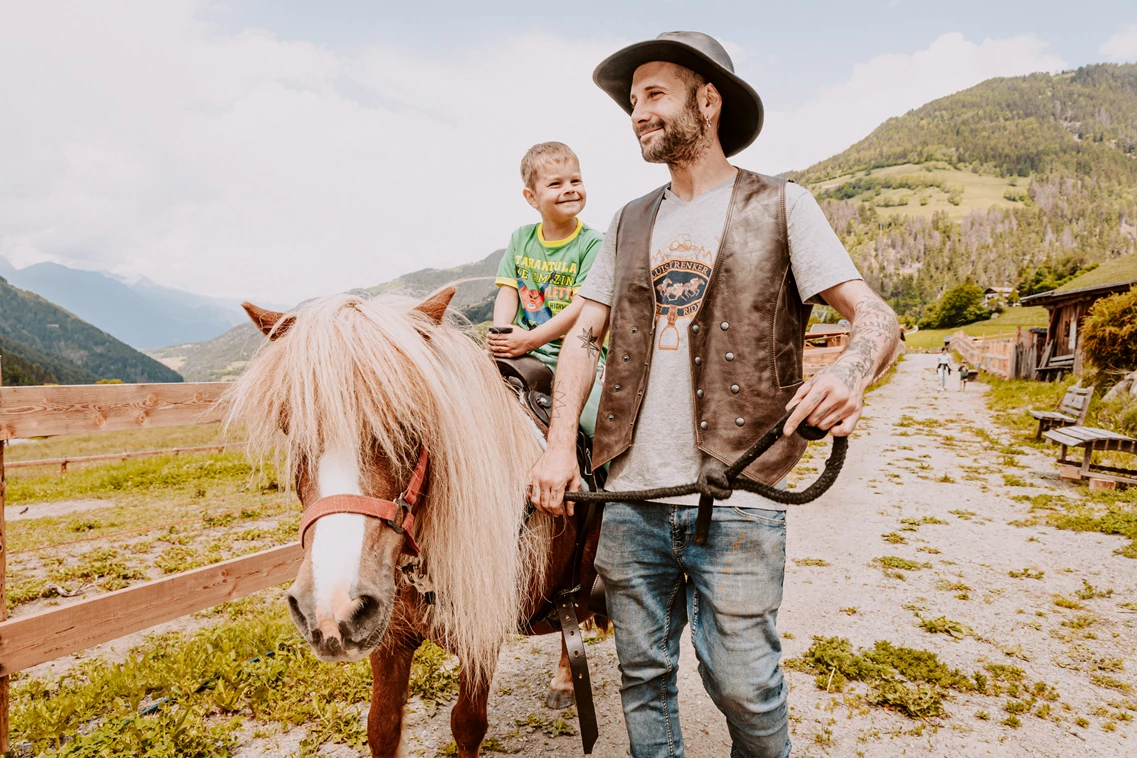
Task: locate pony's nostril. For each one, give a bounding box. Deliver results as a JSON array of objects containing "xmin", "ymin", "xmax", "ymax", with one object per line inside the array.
[
  {"xmin": 350, "ymin": 594, "xmax": 385, "ymax": 630},
  {"xmin": 310, "ymin": 627, "xmax": 323, "ymax": 646},
  {"xmin": 287, "ymin": 593, "xmax": 309, "ymax": 634}
]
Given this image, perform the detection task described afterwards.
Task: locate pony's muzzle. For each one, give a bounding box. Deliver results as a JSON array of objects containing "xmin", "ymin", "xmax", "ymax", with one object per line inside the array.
[{"xmin": 287, "ymin": 586, "xmax": 392, "ymax": 662}]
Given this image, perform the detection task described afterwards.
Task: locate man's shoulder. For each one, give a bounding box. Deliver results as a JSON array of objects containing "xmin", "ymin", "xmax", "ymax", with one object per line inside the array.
[{"xmin": 620, "ymin": 183, "xmax": 670, "ymax": 214}]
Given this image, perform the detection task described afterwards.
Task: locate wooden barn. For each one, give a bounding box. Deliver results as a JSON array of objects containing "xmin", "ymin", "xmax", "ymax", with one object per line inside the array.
[{"xmin": 1019, "ymin": 255, "xmax": 1137, "ymax": 379}]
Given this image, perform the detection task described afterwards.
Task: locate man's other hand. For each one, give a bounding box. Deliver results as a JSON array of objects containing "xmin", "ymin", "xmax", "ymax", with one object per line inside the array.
[
  {"xmin": 527, "ymin": 445, "xmax": 581, "ymax": 517},
  {"xmin": 783, "ymin": 361, "xmax": 865, "ymax": 438}
]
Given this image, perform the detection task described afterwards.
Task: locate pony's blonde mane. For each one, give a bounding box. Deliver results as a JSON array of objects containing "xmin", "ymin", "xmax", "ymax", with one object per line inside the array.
[{"xmin": 222, "ymin": 293, "xmax": 550, "ymax": 679}]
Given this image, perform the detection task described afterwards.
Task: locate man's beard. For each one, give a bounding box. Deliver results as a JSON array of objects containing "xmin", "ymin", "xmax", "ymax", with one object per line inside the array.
[{"xmin": 637, "ymin": 96, "xmax": 710, "ymax": 166}]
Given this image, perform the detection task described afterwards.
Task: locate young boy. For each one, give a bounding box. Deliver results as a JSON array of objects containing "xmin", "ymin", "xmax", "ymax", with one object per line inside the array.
[{"xmin": 488, "ymin": 142, "xmax": 605, "ymax": 437}]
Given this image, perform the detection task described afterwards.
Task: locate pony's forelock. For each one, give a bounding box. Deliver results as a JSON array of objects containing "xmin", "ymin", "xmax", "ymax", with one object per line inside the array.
[{"xmin": 222, "ymin": 293, "xmax": 550, "ymax": 680}]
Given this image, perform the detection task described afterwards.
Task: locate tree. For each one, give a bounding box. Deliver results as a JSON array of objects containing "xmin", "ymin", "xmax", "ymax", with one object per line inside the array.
[{"xmin": 918, "ymin": 281, "xmax": 991, "ymax": 329}]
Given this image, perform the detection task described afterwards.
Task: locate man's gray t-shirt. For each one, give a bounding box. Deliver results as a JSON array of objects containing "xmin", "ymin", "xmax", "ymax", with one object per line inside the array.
[{"xmin": 579, "ymin": 176, "xmax": 862, "ymax": 510}]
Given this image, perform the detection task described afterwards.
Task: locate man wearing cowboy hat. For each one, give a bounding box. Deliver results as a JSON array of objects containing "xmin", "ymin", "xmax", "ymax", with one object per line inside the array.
[{"xmin": 528, "ymin": 32, "xmax": 899, "ymax": 757}]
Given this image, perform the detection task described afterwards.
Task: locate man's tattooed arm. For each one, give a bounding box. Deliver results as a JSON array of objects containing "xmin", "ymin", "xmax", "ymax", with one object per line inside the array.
[
  {"xmin": 577, "ymin": 326, "xmax": 601, "ymax": 360},
  {"xmin": 830, "ymin": 296, "xmax": 900, "ymax": 390}
]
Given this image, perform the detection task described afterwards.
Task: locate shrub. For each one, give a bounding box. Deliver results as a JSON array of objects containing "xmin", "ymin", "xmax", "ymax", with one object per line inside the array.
[{"xmin": 1082, "ymin": 289, "xmax": 1137, "ymax": 372}]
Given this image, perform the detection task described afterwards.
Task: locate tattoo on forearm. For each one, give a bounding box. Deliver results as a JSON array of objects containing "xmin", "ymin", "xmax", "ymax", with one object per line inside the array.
[
  {"xmin": 577, "ymin": 326, "xmax": 601, "ymax": 359},
  {"xmin": 828, "ymin": 297, "xmax": 899, "ymax": 389}
]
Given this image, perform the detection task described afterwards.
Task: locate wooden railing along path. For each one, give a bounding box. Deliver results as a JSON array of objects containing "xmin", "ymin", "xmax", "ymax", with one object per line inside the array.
[{"xmin": 0, "ymin": 378, "xmax": 303, "ymax": 751}]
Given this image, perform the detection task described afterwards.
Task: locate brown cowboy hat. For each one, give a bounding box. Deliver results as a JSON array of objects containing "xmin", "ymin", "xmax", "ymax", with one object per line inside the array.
[{"xmin": 593, "ymin": 31, "xmax": 764, "ymax": 157}]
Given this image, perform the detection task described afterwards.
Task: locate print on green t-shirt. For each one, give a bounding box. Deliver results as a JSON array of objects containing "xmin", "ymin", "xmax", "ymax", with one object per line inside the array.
[{"xmin": 495, "ymin": 219, "xmax": 606, "ymax": 367}]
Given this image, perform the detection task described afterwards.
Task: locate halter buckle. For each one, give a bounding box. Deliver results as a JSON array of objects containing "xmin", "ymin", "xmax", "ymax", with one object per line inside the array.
[{"xmin": 391, "ymin": 495, "xmax": 409, "ymax": 534}]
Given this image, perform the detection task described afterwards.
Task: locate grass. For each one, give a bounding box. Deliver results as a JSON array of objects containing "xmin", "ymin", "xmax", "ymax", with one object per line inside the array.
[
  {"xmin": 903, "ymin": 307, "xmax": 1049, "ymax": 352},
  {"xmin": 874, "ymin": 556, "xmax": 930, "ymax": 571},
  {"xmin": 806, "ymin": 162, "xmax": 1031, "ymax": 223},
  {"xmin": 12, "ymin": 592, "xmax": 459, "ymax": 757},
  {"xmin": 3, "ymin": 423, "xmax": 229, "ymax": 463},
  {"xmin": 784, "ymin": 636, "xmax": 979, "ymax": 718}
]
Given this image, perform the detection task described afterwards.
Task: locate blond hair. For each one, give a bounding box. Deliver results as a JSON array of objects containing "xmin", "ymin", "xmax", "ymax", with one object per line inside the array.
[
  {"xmin": 222, "ymin": 293, "xmax": 551, "ymax": 682},
  {"xmin": 520, "ymin": 141, "xmax": 579, "ymax": 189}
]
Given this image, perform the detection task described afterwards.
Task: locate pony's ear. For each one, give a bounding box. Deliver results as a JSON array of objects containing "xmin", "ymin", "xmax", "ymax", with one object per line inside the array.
[
  {"xmin": 413, "ymin": 286, "xmax": 457, "ymax": 325},
  {"xmin": 242, "ymin": 302, "xmax": 295, "ymax": 341}
]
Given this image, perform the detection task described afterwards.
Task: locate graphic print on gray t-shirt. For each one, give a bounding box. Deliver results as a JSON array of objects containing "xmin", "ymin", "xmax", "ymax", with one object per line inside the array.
[
  {"xmin": 579, "ymin": 175, "xmax": 864, "ymax": 509},
  {"xmin": 653, "ymin": 232, "xmax": 714, "ymax": 351}
]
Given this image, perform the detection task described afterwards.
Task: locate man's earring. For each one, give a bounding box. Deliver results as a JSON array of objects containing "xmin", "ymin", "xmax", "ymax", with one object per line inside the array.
[{"xmin": 705, "ymin": 116, "xmax": 712, "ymax": 129}]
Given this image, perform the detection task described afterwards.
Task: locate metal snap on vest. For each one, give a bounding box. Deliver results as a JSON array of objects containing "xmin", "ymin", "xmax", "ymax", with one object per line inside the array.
[
  {"xmin": 696, "ymin": 389, "xmax": 704, "ymax": 399},
  {"xmin": 700, "ymin": 421, "xmax": 709, "ymax": 431},
  {"xmin": 736, "ymin": 418, "xmax": 745, "ymax": 427},
  {"xmin": 691, "ymin": 324, "xmax": 700, "ymax": 334},
  {"xmin": 631, "ymin": 327, "xmax": 637, "ymax": 333},
  {"xmin": 607, "ymin": 414, "xmax": 615, "ymax": 421},
  {"xmin": 731, "ymin": 384, "xmax": 740, "ymax": 394},
  {"xmin": 720, "ymin": 322, "xmax": 729, "ymax": 331},
  {"xmin": 694, "ymin": 356, "xmax": 702, "ymax": 366},
  {"xmin": 725, "ymin": 352, "xmax": 735, "ymax": 362},
  {"xmin": 622, "ymin": 354, "xmax": 630, "ymax": 362},
  {"xmin": 614, "ymin": 384, "xmax": 621, "ymax": 391}
]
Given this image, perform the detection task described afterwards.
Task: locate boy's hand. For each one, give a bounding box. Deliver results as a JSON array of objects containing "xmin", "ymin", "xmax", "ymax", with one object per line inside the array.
[{"xmin": 487, "ymin": 329, "xmax": 534, "ymax": 359}]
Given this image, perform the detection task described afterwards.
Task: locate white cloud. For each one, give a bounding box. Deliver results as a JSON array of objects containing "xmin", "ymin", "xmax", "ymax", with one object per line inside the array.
[
  {"xmin": 740, "ymin": 32, "xmax": 1067, "ymax": 173},
  {"xmin": 0, "ymin": 7, "xmax": 1069, "ymax": 304},
  {"xmin": 1100, "ymin": 25, "xmax": 1137, "ymax": 62}
]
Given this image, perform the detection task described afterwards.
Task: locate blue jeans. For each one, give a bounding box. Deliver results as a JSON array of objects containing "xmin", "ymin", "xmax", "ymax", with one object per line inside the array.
[{"xmin": 595, "ymin": 502, "xmax": 790, "ymax": 758}]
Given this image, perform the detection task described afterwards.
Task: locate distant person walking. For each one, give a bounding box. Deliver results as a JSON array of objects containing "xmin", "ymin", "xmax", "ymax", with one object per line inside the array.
[
  {"xmin": 937, "ymin": 350, "xmax": 951, "ymax": 389},
  {"xmin": 959, "ymin": 360, "xmax": 970, "ymax": 390}
]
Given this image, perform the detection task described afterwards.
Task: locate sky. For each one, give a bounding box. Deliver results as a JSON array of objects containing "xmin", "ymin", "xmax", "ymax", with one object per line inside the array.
[{"xmin": 1, "ymin": 1, "xmax": 1135, "ymax": 304}]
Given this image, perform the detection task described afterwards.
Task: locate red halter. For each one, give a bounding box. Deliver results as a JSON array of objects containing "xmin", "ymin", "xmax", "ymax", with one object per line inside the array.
[{"xmin": 298, "ymin": 444, "xmax": 429, "ymax": 556}]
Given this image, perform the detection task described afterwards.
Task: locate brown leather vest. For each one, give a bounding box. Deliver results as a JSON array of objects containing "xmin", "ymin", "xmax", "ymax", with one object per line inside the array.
[{"xmin": 592, "ymin": 170, "xmax": 813, "ymax": 485}]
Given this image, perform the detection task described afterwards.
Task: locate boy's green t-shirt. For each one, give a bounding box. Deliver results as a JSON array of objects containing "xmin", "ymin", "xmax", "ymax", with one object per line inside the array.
[{"xmin": 495, "ymin": 219, "xmax": 606, "ymax": 366}]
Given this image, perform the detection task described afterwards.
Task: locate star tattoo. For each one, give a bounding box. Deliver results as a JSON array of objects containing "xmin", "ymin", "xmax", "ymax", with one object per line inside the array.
[{"xmin": 577, "ymin": 326, "xmax": 601, "ymax": 359}]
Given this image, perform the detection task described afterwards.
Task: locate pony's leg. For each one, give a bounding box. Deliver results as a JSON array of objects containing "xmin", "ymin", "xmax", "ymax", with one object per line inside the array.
[
  {"xmin": 367, "ymin": 637, "xmax": 418, "ymax": 758},
  {"xmin": 451, "ymin": 667, "xmax": 494, "ymax": 758},
  {"xmin": 545, "ymin": 635, "xmax": 575, "ymax": 709}
]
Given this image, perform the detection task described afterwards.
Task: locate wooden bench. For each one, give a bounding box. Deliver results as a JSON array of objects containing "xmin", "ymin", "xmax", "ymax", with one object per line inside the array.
[
  {"xmin": 1043, "ymin": 425, "xmax": 1137, "ymax": 488},
  {"xmin": 1030, "ymin": 385, "xmax": 1093, "ymax": 440}
]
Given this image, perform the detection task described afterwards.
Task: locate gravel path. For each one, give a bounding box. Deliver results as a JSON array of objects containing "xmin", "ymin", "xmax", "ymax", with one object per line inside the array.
[{"xmin": 359, "ymin": 353, "xmax": 1132, "ymax": 758}]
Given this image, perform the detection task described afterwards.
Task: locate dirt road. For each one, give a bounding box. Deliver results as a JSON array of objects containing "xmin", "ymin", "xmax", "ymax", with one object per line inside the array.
[{"xmin": 376, "ymin": 353, "xmax": 1132, "ymax": 758}]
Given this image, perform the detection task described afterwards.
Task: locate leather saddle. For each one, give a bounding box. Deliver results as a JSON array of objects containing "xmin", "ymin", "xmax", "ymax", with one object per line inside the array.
[{"xmin": 494, "ymin": 355, "xmax": 608, "ymax": 618}]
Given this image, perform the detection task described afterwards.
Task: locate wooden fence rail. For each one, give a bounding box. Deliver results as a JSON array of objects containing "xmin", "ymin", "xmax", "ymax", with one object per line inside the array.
[
  {"xmin": 0, "ymin": 379, "xmax": 265, "ymax": 752},
  {"xmin": 0, "ymin": 544, "xmax": 302, "ymax": 676},
  {"xmin": 5, "ymin": 442, "xmax": 247, "ymax": 473}
]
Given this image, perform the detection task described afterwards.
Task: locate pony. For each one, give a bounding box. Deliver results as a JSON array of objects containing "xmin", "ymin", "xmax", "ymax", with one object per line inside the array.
[{"xmin": 222, "ymin": 287, "xmax": 600, "ymax": 757}]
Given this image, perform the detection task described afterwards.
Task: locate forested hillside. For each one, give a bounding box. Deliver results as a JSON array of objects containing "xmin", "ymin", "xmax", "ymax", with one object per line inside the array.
[
  {"xmin": 793, "ymin": 64, "xmax": 1137, "ymax": 319},
  {"xmin": 0, "ymin": 333, "xmax": 100, "ymax": 386},
  {"xmin": 0, "ymin": 278, "xmax": 182, "ymax": 383}
]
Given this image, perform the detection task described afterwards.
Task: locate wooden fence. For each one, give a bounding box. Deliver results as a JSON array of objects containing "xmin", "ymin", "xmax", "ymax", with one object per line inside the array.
[
  {"xmin": 948, "ymin": 327, "xmax": 1042, "ymax": 380},
  {"xmin": 0, "ymin": 378, "xmax": 303, "ymax": 751}
]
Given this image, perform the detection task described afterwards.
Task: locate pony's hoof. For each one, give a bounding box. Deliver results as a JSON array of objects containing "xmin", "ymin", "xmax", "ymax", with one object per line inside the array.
[{"xmin": 545, "ymin": 687, "xmax": 575, "ymax": 709}]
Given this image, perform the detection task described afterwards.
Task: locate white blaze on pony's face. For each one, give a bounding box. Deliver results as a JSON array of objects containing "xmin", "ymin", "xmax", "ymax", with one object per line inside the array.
[{"xmin": 306, "ymin": 448, "xmax": 368, "ymax": 651}]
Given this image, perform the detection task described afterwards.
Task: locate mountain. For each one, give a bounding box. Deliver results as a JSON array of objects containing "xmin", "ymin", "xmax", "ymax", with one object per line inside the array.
[
  {"xmin": 0, "ymin": 333, "xmax": 100, "ymax": 386},
  {"xmin": 0, "ymin": 260, "xmax": 246, "ymax": 350},
  {"xmin": 791, "ymin": 63, "xmax": 1137, "ymax": 319},
  {"xmin": 150, "ymin": 250, "xmax": 506, "ymax": 381},
  {"xmin": 367, "ymin": 249, "xmax": 503, "ymax": 316},
  {"xmin": 148, "ymin": 323, "xmax": 263, "ymax": 383},
  {"xmin": 0, "ymin": 277, "xmax": 182, "ymax": 383}
]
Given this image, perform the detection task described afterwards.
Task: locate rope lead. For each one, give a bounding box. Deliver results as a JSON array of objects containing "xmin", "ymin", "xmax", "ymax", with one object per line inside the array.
[{"xmin": 564, "ymin": 408, "xmax": 848, "ymax": 546}]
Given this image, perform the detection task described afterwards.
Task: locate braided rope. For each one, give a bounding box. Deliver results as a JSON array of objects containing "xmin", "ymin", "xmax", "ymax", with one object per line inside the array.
[{"xmin": 564, "ymin": 409, "xmax": 847, "ymax": 506}]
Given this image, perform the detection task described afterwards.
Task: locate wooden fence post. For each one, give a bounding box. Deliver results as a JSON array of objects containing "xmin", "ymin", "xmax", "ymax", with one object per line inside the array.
[{"xmin": 0, "ymin": 357, "xmax": 9, "ymax": 753}]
